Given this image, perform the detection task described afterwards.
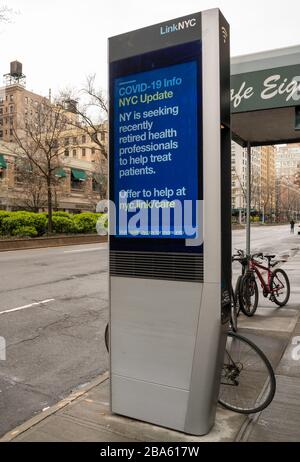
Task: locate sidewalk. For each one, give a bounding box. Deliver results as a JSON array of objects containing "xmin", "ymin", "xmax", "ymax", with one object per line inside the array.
[{"xmin": 1, "ymin": 253, "xmax": 300, "ymax": 442}]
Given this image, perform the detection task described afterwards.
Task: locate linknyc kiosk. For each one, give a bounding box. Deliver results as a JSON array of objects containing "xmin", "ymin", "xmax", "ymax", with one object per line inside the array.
[{"xmin": 108, "ymin": 8, "xmax": 231, "ymax": 435}]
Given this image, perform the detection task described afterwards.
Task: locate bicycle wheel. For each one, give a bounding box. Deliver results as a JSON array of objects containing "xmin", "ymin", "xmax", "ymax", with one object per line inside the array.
[
  {"xmin": 270, "ymin": 269, "xmax": 290, "ymax": 307},
  {"xmin": 239, "ymin": 273, "xmax": 259, "ymax": 317},
  {"xmin": 234, "ymin": 275, "xmax": 243, "ymax": 317},
  {"xmin": 230, "ymin": 285, "xmax": 238, "ymax": 333},
  {"xmin": 219, "ymin": 332, "xmax": 276, "ymax": 414},
  {"xmin": 104, "ymin": 322, "xmax": 109, "ymax": 352}
]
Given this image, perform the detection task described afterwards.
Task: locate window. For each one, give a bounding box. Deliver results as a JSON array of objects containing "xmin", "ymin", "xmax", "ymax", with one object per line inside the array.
[
  {"xmin": 91, "ymin": 147, "xmax": 95, "ymax": 155},
  {"xmin": 73, "ymin": 149, "xmax": 77, "ymax": 158},
  {"xmin": 101, "ymin": 132, "xmax": 105, "ymax": 141},
  {"xmin": 64, "ymin": 137, "xmax": 69, "ymax": 146},
  {"xmin": 25, "ymin": 97, "xmax": 28, "ymax": 104},
  {"xmin": 0, "ymin": 131, "xmax": 3, "ymax": 138},
  {"xmin": 71, "ymin": 169, "xmax": 87, "ymax": 190},
  {"xmin": 0, "ymin": 169, "xmax": 5, "ymax": 180},
  {"xmin": 10, "ymin": 94, "xmax": 13, "ymax": 102},
  {"xmin": 15, "ymin": 159, "xmax": 32, "ymax": 184},
  {"xmin": 64, "ymin": 149, "xmax": 69, "ymax": 157},
  {"xmin": 82, "ymin": 135, "xmax": 86, "ymax": 144},
  {"xmin": 82, "ymin": 148, "xmax": 86, "ymax": 157},
  {"xmin": 73, "ymin": 136, "xmax": 77, "ymax": 144}
]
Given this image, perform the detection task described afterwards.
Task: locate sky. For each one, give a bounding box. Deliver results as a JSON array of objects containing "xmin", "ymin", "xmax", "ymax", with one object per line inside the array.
[{"xmin": 1, "ymin": 0, "xmax": 300, "ymax": 97}]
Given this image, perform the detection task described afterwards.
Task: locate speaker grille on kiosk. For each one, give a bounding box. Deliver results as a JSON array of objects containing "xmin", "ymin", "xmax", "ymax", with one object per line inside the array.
[{"xmin": 110, "ymin": 251, "xmax": 204, "ymax": 282}]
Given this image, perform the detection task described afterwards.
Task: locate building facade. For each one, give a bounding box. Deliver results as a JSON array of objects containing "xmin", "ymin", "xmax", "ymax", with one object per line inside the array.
[
  {"xmin": 0, "ymin": 135, "xmax": 107, "ymax": 213},
  {"xmin": 275, "ymin": 144, "xmax": 300, "ymax": 179},
  {"xmin": 231, "ymin": 142, "xmax": 276, "ymax": 222},
  {"xmin": 0, "ymin": 62, "xmax": 108, "ymax": 212},
  {"xmin": 275, "ymin": 144, "xmax": 300, "ymax": 221}
]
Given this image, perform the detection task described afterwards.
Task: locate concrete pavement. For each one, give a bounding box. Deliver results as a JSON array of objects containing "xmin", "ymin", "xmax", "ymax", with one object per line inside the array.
[{"xmin": 1, "ymin": 228, "xmax": 300, "ymax": 442}]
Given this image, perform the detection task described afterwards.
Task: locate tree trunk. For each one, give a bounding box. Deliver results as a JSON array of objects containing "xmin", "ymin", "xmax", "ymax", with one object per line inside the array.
[{"xmin": 47, "ymin": 178, "xmax": 53, "ymax": 234}]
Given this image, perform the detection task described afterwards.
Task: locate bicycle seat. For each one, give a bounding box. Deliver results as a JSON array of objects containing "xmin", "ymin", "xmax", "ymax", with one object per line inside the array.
[{"xmin": 265, "ymin": 254, "xmax": 276, "ymax": 260}]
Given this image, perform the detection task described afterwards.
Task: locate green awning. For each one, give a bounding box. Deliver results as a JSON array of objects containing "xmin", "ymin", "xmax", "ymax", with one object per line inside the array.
[
  {"xmin": 55, "ymin": 167, "xmax": 67, "ymax": 178},
  {"xmin": 71, "ymin": 168, "xmax": 87, "ymax": 181},
  {"xmin": 0, "ymin": 154, "xmax": 7, "ymax": 169}
]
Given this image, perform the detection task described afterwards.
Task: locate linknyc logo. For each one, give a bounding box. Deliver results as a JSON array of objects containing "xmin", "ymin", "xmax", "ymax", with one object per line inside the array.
[{"xmin": 160, "ymin": 18, "xmax": 197, "ymax": 35}]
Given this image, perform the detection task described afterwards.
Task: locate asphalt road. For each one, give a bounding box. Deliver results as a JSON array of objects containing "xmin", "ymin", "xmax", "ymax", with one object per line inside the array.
[
  {"xmin": 0, "ymin": 243, "xmax": 108, "ymax": 437},
  {"xmin": 233, "ymin": 223, "xmax": 300, "ymax": 256},
  {"xmin": 0, "ymin": 224, "xmax": 298, "ymax": 437}
]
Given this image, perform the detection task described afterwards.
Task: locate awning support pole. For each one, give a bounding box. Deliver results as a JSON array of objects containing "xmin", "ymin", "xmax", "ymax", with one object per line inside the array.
[{"xmin": 246, "ymin": 141, "xmax": 251, "ymax": 259}]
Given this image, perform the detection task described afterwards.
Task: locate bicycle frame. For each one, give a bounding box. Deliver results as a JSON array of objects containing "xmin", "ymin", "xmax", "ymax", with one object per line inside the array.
[{"xmin": 250, "ymin": 259, "xmax": 284, "ymax": 295}]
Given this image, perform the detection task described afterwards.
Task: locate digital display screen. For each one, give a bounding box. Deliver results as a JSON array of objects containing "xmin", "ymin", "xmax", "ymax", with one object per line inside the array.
[{"xmin": 113, "ymin": 57, "xmax": 200, "ymax": 239}]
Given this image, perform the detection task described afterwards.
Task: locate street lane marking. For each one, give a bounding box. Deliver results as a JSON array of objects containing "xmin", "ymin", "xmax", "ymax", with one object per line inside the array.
[
  {"xmin": 63, "ymin": 247, "xmax": 106, "ymax": 254},
  {"xmin": 0, "ymin": 299, "xmax": 55, "ymax": 315}
]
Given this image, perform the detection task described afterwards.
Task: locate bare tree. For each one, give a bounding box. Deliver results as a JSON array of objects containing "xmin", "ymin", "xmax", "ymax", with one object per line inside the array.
[
  {"xmin": 0, "ymin": 5, "xmax": 13, "ymax": 23},
  {"xmin": 14, "ymin": 158, "xmax": 48, "ymax": 212},
  {"xmin": 12, "ymin": 98, "xmax": 70, "ymax": 232},
  {"xmin": 232, "ymin": 165, "xmax": 263, "ymax": 222},
  {"xmin": 61, "ymin": 75, "xmax": 108, "ymax": 158}
]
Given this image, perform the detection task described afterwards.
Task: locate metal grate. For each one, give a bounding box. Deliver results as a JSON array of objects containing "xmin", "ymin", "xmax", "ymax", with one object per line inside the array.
[{"xmin": 110, "ymin": 251, "xmax": 204, "ymax": 282}]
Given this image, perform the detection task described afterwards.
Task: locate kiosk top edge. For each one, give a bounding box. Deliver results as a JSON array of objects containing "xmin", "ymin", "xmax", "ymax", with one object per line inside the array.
[
  {"xmin": 108, "ymin": 11, "xmax": 201, "ymax": 41},
  {"xmin": 108, "ymin": 9, "xmax": 223, "ymax": 63},
  {"xmin": 108, "ymin": 8, "xmax": 224, "ymax": 41}
]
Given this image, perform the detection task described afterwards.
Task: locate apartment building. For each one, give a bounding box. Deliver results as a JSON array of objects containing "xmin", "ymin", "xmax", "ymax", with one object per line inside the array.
[
  {"xmin": 0, "ymin": 61, "xmax": 108, "ymax": 212},
  {"xmin": 275, "ymin": 143, "xmax": 300, "ymax": 179},
  {"xmin": 231, "ymin": 142, "xmax": 276, "ymax": 221},
  {"xmin": 275, "ymin": 144, "xmax": 300, "ymax": 221}
]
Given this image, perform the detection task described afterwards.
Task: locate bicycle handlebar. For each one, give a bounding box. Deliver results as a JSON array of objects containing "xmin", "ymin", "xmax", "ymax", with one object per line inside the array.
[
  {"xmin": 232, "ymin": 249, "xmax": 245, "ymax": 259},
  {"xmin": 252, "ymin": 252, "xmax": 264, "ymax": 259}
]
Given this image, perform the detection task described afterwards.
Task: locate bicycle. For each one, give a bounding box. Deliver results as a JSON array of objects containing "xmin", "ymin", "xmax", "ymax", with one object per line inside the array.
[
  {"xmin": 249, "ymin": 253, "xmax": 290, "ymax": 307},
  {"xmin": 104, "ymin": 323, "xmax": 276, "ymax": 414},
  {"xmin": 231, "ymin": 249, "xmax": 259, "ymax": 321}
]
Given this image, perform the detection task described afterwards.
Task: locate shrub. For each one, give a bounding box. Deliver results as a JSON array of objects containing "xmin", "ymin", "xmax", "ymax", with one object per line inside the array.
[
  {"xmin": 2, "ymin": 212, "xmax": 47, "ymax": 236},
  {"xmin": 11, "ymin": 226, "xmax": 38, "ymax": 238},
  {"xmin": 73, "ymin": 212, "xmax": 100, "ymax": 234},
  {"xmin": 52, "ymin": 211, "xmax": 73, "ymax": 219},
  {"xmin": 51, "ymin": 215, "xmax": 79, "ymax": 234},
  {"xmin": 0, "ymin": 211, "xmax": 102, "ymax": 237},
  {"xmin": 31, "ymin": 213, "xmax": 48, "ymax": 235},
  {"xmin": 0, "ymin": 211, "xmax": 12, "ymax": 234}
]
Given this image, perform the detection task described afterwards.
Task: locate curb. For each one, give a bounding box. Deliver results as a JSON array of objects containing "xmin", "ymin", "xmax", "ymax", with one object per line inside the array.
[
  {"xmin": 0, "ymin": 235, "xmax": 107, "ymax": 252},
  {"xmin": 0, "ymin": 371, "xmax": 109, "ymax": 442}
]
